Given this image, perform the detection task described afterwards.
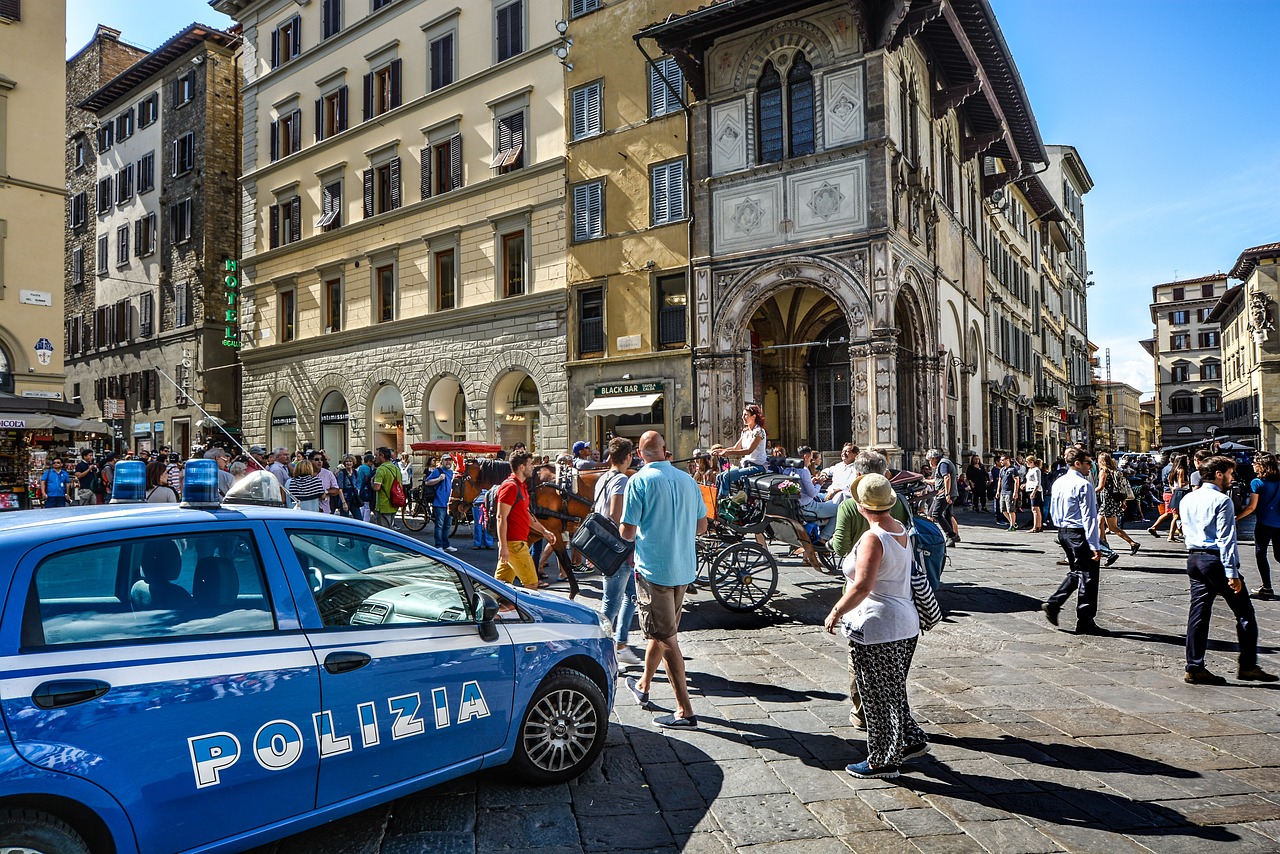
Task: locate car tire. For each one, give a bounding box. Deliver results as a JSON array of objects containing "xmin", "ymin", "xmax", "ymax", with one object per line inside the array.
[
  {"xmin": 0, "ymin": 807, "xmax": 91, "ymax": 854},
  {"xmin": 510, "ymin": 667, "xmax": 607, "ymax": 785}
]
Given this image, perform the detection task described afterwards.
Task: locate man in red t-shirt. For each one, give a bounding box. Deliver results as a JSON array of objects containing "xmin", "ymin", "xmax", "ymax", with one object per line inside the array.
[{"xmin": 496, "ymin": 450, "xmax": 557, "ymax": 588}]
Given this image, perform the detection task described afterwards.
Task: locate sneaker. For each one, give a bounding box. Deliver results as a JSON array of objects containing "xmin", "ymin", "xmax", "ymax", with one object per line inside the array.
[
  {"xmin": 1130, "ymin": 542, "xmax": 1141, "ymax": 556},
  {"xmin": 1104, "ymin": 552, "xmax": 1119, "ymax": 566},
  {"xmin": 1255, "ymin": 587, "xmax": 1275, "ymax": 598},
  {"xmin": 1075, "ymin": 623, "xmax": 1109, "ymax": 636},
  {"xmin": 654, "ymin": 713, "xmax": 698, "ymax": 729},
  {"xmin": 946, "ymin": 536, "xmax": 960, "ymax": 548},
  {"xmin": 615, "ymin": 646, "xmax": 642, "ymax": 666},
  {"xmin": 625, "ymin": 676, "xmax": 650, "ymax": 706},
  {"xmin": 846, "ymin": 760, "xmax": 900, "ymax": 779},
  {"xmin": 444, "ymin": 545, "xmax": 458, "ymax": 553},
  {"xmin": 1041, "ymin": 603, "xmax": 1060, "ymax": 626},
  {"xmin": 1238, "ymin": 666, "xmax": 1279, "ymax": 682},
  {"xmin": 1184, "ymin": 668, "xmax": 1228, "ymax": 685},
  {"xmin": 901, "ymin": 742, "xmax": 931, "ymax": 761}
]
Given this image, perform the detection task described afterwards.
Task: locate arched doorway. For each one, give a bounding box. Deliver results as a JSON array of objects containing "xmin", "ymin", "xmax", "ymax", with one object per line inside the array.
[
  {"xmin": 894, "ymin": 290, "xmax": 928, "ymax": 468},
  {"xmin": 269, "ymin": 397, "xmax": 298, "ymax": 452},
  {"xmin": 319, "ymin": 391, "xmax": 349, "ymax": 455},
  {"xmin": 370, "ymin": 384, "xmax": 405, "ymax": 452},
  {"xmin": 747, "ymin": 286, "xmax": 849, "ymax": 451},
  {"xmin": 427, "ymin": 376, "xmax": 466, "ymax": 441},
  {"xmin": 493, "ymin": 372, "xmax": 540, "ymax": 451}
]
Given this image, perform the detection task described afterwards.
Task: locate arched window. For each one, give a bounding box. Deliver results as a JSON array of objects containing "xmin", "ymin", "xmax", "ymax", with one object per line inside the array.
[
  {"xmin": 1201, "ymin": 392, "xmax": 1221, "ymax": 414},
  {"xmin": 787, "ymin": 53, "xmax": 815, "ymax": 158},
  {"xmin": 898, "ymin": 67, "xmax": 919, "ymax": 165},
  {"xmin": 0, "ymin": 343, "xmax": 12, "ymax": 394},
  {"xmin": 757, "ymin": 61, "xmax": 783, "ymax": 163}
]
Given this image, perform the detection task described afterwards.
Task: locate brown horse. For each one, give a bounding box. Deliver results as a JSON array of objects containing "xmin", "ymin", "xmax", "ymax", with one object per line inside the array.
[{"xmin": 528, "ymin": 468, "xmax": 640, "ymax": 599}]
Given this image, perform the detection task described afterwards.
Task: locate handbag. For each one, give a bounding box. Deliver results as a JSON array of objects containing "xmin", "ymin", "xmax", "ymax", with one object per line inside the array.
[
  {"xmin": 569, "ymin": 511, "xmax": 633, "ymax": 578},
  {"xmin": 911, "ymin": 558, "xmax": 942, "ymax": 631}
]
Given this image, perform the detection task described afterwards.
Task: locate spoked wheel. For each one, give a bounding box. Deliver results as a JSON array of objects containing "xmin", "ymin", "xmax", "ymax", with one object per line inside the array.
[
  {"xmin": 400, "ymin": 496, "xmax": 429, "ymax": 532},
  {"xmin": 710, "ymin": 541, "xmax": 778, "ymax": 612},
  {"xmin": 816, "ymin": 545, "xmax": 840, "ymax": 575},
  {"xmin": 511, "ymin": 668, "xmax": 607, "ymax": 784}
]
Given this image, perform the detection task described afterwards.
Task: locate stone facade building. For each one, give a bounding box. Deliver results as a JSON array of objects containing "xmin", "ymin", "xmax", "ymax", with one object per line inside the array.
[
  {"xmin": 1211, "ymin": 242, "xmax": 1280, "ymax": 449},
  {"xmin": 66, "ymin": 24, "xmax": 241, "ymax": 456},
  {"xmin": 1095, "ymin": 380, "xmax": 1143, "ymax": 452},
  {"xmin": 1142, "ymin": 273, "xmax": 1227, "ymax": 446},
  {"xmin": 212, "ymin": 0, "xmax": 569, "ymax": 456}
]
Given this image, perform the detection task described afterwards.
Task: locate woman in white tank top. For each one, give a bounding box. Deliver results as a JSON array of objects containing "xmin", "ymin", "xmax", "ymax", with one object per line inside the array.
[{"xmin": 823, "ymin": 474, "xmax": 928, "ymax": 780}]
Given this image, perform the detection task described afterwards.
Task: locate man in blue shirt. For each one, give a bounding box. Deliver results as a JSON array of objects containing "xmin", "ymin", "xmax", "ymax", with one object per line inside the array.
[
  {"xmin": 424, "ymin": 456, "xmax": 457, "ymax": 552},
  {"xmin": 620, "ymin": 431, "xmax": 707, "ymax": 729},
  {"xmin": 1180, "ymin": 455, "xmax": 1276, "ymax": 685},
  {"xmin": 38, "ymin": 458, "xmax": 72, "ymax": 508},
  {"xmin": 1043, "ymin": 448, "xmax": 1105, "ymax": 634}
]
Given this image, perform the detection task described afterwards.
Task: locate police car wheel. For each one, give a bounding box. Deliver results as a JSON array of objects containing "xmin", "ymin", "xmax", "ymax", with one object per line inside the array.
[
  {"xmin": 512, "ymin": 667, "xmax": 607, "ymax": 784},
  {"xmin": 0, "ymin": 808, "xmax": 91, "ymax": 854}
]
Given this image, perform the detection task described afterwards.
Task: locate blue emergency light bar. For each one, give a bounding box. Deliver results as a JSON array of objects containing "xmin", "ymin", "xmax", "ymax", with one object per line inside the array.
[
  {"xmin": 109, "ymin": 461, "xmax": 147, "ymax": 503},
  {"xmin": 182, "ymin": 458, "xmax": 222, "ymax": 507}
]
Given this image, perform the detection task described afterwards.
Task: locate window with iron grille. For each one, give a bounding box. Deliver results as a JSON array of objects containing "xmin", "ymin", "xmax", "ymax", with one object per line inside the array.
[
  {"xmin": 649, "ymin": 56, "xmax": 683, "ymax": 118},
  {"xmin": 495, "ymin": 1, "xmax": 523, "ymax": 62},
  {"xmin": 577, "ymin": 287, "xmax": 603, "ymax": 357},
  {"xmin": 656, "ymin": 273, "xmax": 687, "ymax": 347},
  {"xmin": 571, "ymin": 82, "xmax": 601, "ymax": 141},
  {"xmin": 650, "ymin": 160, "xmax": 685, "ymax": 226},
  {"xmin": 572, "ymin": 180, "xmax": 603, "ymax": 242}
]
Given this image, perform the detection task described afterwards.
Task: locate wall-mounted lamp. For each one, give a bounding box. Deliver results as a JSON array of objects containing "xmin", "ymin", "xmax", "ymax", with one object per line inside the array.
[
  {"xmin": 553, "ymin": 21, "xmax": 572, "ymax": 70},
  {"xmin": 621, "ymin": 374, "xmax": 632, "ymax": 380},
  {"xmin": 556, "ymin": 20, "xmax": 569, "ymax": 35}
]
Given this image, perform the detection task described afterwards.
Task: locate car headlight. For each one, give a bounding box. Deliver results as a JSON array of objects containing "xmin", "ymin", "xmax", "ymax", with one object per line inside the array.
[{"xmin": 597, "ymin": 610, "xmax": 613, "ymax": 635}]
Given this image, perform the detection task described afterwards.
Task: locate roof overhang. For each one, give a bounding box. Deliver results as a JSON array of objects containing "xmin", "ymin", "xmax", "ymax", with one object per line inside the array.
[
  {"xmin": 1230, "ymin": 241, "xmax": 1280, "ymax": 282},
  {"xmin": 1205, "ymin": 284, "xmax": 1245, "ymax": 325},
  {"xmin": 80, "ymin": 23, "xmax": 237, "ymax": 113}
]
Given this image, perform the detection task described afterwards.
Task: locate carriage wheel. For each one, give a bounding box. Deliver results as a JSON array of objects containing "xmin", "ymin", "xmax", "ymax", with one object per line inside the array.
[{"xmin": 710, "ymin": 542, "xmax": 777, "ymax": 612}]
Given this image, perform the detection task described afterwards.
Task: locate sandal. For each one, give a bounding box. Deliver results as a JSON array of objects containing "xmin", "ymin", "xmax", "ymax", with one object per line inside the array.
[{"xmin": 536, "ymin": 579, "xmax": 552, "ymax": 589}]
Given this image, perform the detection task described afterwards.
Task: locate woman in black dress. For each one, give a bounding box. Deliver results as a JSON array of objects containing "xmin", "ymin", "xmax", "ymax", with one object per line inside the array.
[{"xmin": 965, "ymin": 455, "xmax": 989, "ymax": 513}]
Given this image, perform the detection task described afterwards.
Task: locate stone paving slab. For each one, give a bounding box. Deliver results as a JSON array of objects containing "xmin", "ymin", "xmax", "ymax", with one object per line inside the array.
[{"xmin": 251, "ymin": 512, "xmax": 1280, "ymax": 853}]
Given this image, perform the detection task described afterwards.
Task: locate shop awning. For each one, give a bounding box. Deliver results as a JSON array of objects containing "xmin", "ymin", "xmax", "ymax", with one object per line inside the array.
[
  {"xmin": 584, "ymin": 393, "xmax": 663, "ymax": 418},
  {"xmin": 0, "ymin": 413, "xmax": 111, "ymax": 434}
]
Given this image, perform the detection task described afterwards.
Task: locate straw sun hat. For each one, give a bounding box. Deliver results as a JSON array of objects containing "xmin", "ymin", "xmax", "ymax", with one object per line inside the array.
[{"xmin": 850, "ymin": 473, "xmax": 897, "ymax": 511}]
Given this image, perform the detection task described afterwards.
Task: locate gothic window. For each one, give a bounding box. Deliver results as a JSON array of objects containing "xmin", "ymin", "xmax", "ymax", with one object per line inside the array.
[
  {"xmin": 756, "ymin": 52, "xmax": 816, "ymax": 164},
  {"xmin": 787, "ymin": 54, "xmax": 815, "ymax": 158},
  {"xmin": 898, "ymin": 67, "xmax": 920, "ymax": 165},
  {"xmin": 757, "ymin": 61, "xmax": 783, "ymax": 164}
]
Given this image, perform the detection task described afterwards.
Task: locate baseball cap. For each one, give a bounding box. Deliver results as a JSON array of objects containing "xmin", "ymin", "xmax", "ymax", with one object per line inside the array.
[
  {"xmin": 249, "ymin": 445, "xmax": 266, "ymax": 455},
  {"xmin": 572, "ymin": 441, "xmax": 590, "ymax": 454}
]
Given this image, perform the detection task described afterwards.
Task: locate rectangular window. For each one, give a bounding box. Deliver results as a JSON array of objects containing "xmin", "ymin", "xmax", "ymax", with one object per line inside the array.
[
  {"xmin": 94, "ymin": 306, "xmax": 108, "ymax": 348},
  {"xmin": 74, "ymin": 136, "xmax": 86, "ymax": 170},
  {"xmin": 97, "ymin": 121, "xmax": 113, "ymax": 152},
  {"xmin": 501, "ymin": 230, "xmax": 525, "ymax": 297},
  {"xmin": 363, "ymin": 60, "xmax": 403, "ymax": 120},
  {"xmin": 0, "ymin": 2, "xmax": 20, "ymax": 23},
  {"xmin": 1171, "ymin": 365, "xmax": 1189, "ymax": 383},
  {"xmin": 649, "ymin": 56, "xmax": 684, "ymax": 118},
  {"xmin": 170, "ymin": 198, "xmax": 193, "ymax": 244},
  {"xmin": 115, "ymin": 108, "xmax": 134, "ymax": 141},
  {"xmin": 173, "ymin": 132, "xmax": 195, "ymax": 176},
  {"xmin": 1170, "ymin": 310, "xmax": 1189, "ymax": 325},
  {"xmin": 72, "ymin": 246, "xmax": 84, "ymax": 286},
  {"xmin": 571, "ymin": 82, "xmax": 602, "ymax": 140},
  {"xmin": 430, "ymin": 32, "xmax": 455, "ymax": 91},
  {"xmin": 280, "ymin": 288, "xmax": 296, "ymax": 342},
  {"xmin": 134, "ymin": 212, "xmax": 157, "ymax": 257},
  {"xmin": 70, "ymin": 192, "xmax": 87, "ymax": 231},
  {"xmin": 271, "ymin": 15, "xmax": 302, "ymax": 68},
  {"xmin": 96, "ymin": 176, "xmax": 112, "ymax": 215},
  {"xmin": 316, "ymin": 86, "xmax": 348, "ymax": 141},
  {"xmin": 138, "ymin": 92, "xmax": 159, "ymax": 127},
  {"xmin": 496, "ymin": 1, "xmax": 524, "ymax": 62},
  {"xmin": 324, "ymin": 279, "xmax": 342, "ymax": 332},
  {"xmin": 571, "ymin": 0, "xmax": 600, "ymax": 15},
  {"xmin": 425, "ymin": 134, "xmax": 462, "ymax": 197},
  {"xmin": 116, "ymin": 224, "xmax": 129, "ymax": 266},
  {"xmin": 175, "ymin": 280, "xmax": 190, "ymax": 327},
  {"xmin": 174, "ymin": 70, "xmax": 195, "ymax": 106},
  {"xmin": 373, "ymin": 0, "xmax": 394, "ymax": 8},
  {"xmin": 96, "ymin": 235, "xmax": 108, "ymax": 274},
  {"xmin": 1170, "ymin": 333, "xmax": 1189, "ymax": 351},
  {"xmin": 572, "ymin": 180, "xmax": 604, "ymax": 242},
  {"xmin": 577, "ymin": 287, "xmax": 603, "ymax": 357},
  {"xmin": 376, "ymin": 264, "xmax": 395, "ymax": 323},
  {"xmin": 115, "ymin": 163, "xmax": 134, "ymax": 206},
  {"xmin": 318, "ymin": 180, "xmax": 342, "ymax": 231},
  {"xmin": 492, "ymin": 111, "xmax": 524, "ymax": 173},
  {"xmin": 137, "ymin": 152, "xmax": 155, "ymax": 193},
  {"xmin": 1203, "ymin": 395, "xmax": 1221, "ymax": 414},
  {"xmin": 363, "ymin": 159, "xmax": 401, "ymax": 217},
  {"xmin": 1202, "ymin": 362, "xmax": 1221, "ymax": 380},
  {"xmin": 273, "ymin": 109, "xmax": 302, "ymax": 160},
  {"xmin": 139, "ymin": 292, "xmax": 155, "ymax": 338},
  {"xmin": 1202, "ymin": 283, "xmax": 1215, "ymax": 299},
  {"xmin": 1172, "ymin": 286, "xmax": 1184, "ymax": 301},
  {"xmin": 650, "ymin": 159, "xmax": 686, "ymax": 225},
  {"xmin": 1199, "ymin": 331, "xmax": 1219, "ymax": 348},
  {"xmin": 269, "ymin": 197, "xmax": 302, "ymax": 248},
  {"xmin": 322, "ymin": 0, "xmax": 342, "ymax": 39},
  {"xmin": 435, "ymin": 249, "xmax": 455, "ymax": 311},
  {"xmin": 656, "ymin": 273, "xmax": 687, "ymax": 347},
  {"xmin": 1172, "ymin": 396, "xmax": 1193, "ymax": 414}
]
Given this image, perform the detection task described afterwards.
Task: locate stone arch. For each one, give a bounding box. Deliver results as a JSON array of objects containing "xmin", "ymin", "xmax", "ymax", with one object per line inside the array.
[
  {"xmin": 307, "ymin": 372, "xmax": 359, "ymax": 420},
  {"xmin": 420, "ymin": 356, "xmax": 480, "ymax": 441},
  {"xmin": 733, "ymin": 19, "xmax": 840, "ymax": 90},
  {"xmin": 364, "ymin": 365, "xmax": 420, "ymax": 414},
  {"xmin": 0, "ymin": 327, "xmax": 28, "ymax": 376},
  {"xmin": 477, "ymin": 349, "xmax": 556, "ymax": 405}
]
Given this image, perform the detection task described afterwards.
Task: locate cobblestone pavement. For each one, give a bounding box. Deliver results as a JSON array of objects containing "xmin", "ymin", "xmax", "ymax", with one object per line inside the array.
[{"xmin": 256, "ymin": 510, "xmax": 1280, "ymax": 853}]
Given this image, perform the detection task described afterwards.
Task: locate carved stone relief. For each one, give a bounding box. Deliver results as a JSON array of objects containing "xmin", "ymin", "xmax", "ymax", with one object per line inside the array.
[
  {"xmin": 695, "ymin": 267, "xmax": 712, "ymax": 350},
  {"xmin": 823, "ymin": 66, "xmax": 866, "ymax": 147},
  {"xmin": 710, "ymin": 99, "xmax": 748, "ymax": 175}
]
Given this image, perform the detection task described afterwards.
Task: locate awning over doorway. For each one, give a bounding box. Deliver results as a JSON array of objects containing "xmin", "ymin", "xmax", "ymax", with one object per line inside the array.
[
  {"xmin": 584, "ymin": 393, "xmax": 663, "ymax": 418},
  {"xmin": 0, "ymin": 412, "xmax": 111, "ymax": 434}
]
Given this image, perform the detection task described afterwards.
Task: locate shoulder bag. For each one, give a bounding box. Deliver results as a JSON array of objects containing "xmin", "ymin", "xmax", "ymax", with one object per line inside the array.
[{"xmin": 571, "ymin": 482, "xmax": 633, "ymax": 579}]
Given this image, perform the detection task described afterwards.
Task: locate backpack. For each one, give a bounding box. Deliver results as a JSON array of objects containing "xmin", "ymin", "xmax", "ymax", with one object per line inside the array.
[
  {"xmin": 907, "ymin": 515, "xmax": 947, "ymax": 594},
  {"xmin": 485, "ymin": 476, "xmax": 524, "ymax": 539},
  {"xmin": 378, "ymin": 463, "xmax": 405, "ymax": 508}
]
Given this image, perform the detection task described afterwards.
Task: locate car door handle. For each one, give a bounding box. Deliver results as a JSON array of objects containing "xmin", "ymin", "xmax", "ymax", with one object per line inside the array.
[
  {"xmin": 32, "ymin": 679, "xmax": 111, "ymax": 710},
  {"xmin": 323, "ymin": 651, "xmax": 371, "ymax": 674}
]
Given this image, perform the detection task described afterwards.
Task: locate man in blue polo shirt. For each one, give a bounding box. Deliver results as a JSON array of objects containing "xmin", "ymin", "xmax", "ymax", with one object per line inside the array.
[{"xmin": 619, "ymin": 431, "xmax": 707, "ymax": 729}]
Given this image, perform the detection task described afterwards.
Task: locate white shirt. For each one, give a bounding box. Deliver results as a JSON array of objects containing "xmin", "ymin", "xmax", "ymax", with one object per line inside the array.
[
  {"xmin": 1024, "ymin": 467, "xmax": 1042, "ymax": 494},
  {"xmin": 1049, "ymin": 468, "xmax": 1100, "ymax": 549},
  {"xmin": 822, "ymin": 461, "xmax": 857, "ymax": 499},
  {"xmin": 740, "ymin": 426, "xmax": 767, "ymax": 466}
]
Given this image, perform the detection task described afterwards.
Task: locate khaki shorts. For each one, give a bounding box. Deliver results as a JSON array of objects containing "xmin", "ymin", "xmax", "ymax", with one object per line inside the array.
[
  {"xmin": 637, "ymin": 576, "xmax": 687, "ymax": 641},
  {"xmin": 496, "ymin": 540, "xmax": 538, "ymax": 588},
  {"xmin": 998, "ymin": 493, "xmax": 1016, "ymax": 513}
]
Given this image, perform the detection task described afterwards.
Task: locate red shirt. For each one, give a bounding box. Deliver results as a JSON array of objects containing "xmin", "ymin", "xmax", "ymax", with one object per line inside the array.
[{"xmin": 496, "ymin": 476, "xmax": 530, "ymax": 542}]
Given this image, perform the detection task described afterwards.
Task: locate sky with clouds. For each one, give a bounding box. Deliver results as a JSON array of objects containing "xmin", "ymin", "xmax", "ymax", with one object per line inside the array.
[{"xmin": 68, "ymin": 1, "xmax": 1280, "ymax": 397}]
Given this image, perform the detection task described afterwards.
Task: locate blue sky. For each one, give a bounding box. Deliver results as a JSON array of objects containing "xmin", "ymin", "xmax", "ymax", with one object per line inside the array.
[{"xmin": 69, "ymin": 1, "xmax": 1280, "ymax": 395}]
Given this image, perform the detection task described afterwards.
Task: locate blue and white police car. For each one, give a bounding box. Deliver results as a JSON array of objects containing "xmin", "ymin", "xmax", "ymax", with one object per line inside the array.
[{"xmin": 0, "ymin": 461, "xmax": 616, "ymax": 853}]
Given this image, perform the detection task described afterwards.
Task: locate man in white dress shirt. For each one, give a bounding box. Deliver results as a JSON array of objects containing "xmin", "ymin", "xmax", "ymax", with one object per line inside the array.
[
  {"xmin": 819, "ymin": 443, "xmax": 859, "ymax": 502},
  {"xmin": 1043, "ymin": 447, "xmax": 1105, "ymax": 634}
]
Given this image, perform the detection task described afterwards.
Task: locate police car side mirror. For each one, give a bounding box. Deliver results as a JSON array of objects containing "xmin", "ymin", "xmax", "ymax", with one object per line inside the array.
[{"xmin": 473, "ymin": 591, "xmax": 500, "ymax": 642}]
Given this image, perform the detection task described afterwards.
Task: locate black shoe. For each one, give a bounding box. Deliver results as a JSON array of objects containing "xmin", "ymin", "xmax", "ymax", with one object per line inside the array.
[
  {"xmin": 1130, "ymin": 542, "xmax": 1141, "ymax": 556},
  {"xmin": 1238, "ymin": 666, "xmax": 1279, "ymax": 682},
  {"xmin": 1041, "ymin": 603, "xmax": 1059, "ymax": 626},
  {"xmin": 1185, "ymin": 668, "xmax": 1228, "ymax": 685},
  {"xmin": 1104, "ymin": 552, "xmax": 1119, "ymax": 566},
  {"xmin": 1075, "ymin": 623, "xmax": 1109, "ymax": 636}
]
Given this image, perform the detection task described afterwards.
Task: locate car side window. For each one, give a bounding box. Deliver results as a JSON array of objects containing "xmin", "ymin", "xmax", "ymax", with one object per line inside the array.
[
  {"xmin": 287, "ymin": 531, "xmax": 473, "ymax": 628},
  {"xmin": 25, "ymin": 531, "xmax": 275, "ymax": 648}
]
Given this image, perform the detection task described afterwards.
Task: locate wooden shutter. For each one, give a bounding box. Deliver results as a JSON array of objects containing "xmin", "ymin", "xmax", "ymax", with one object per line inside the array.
[
  {"xmin": 269, "ymin": 120, "xmax": 279, "ymax": 161},
  {"xmin": 420, "ymin": 147, "xmax": 431, "ymax": 199},
  {"xmin": 497, "ymin": 4, "xmax": 511, "ymax": 60},
  {"xmin": 290, "ymin": 109, "xmax": 302, "ymax": 153},
  {"xmin": 270, "ymin": 26, "xmax": 280, "ymax": 67},
  {"xmin": 389, "ymin": 59, "xmax": 403, "ymax": 110},
  {"xmin": 337, "ymin": 86, "xmax": 348, "ymax": 132},
  {"xmin": 449, "ymin": 134, "xmax": 462, "ymax": 190},
  {"xmin": 290, "ymin": 197, "xmax": 301, "ymax": 243},
  {"xmin": 269, "ymin": 204, "xmax": 279, "ymax": 249},
  {"xmin": 315, "ymin": 98, "xmax": 324, "ymax": 141},
  {"xmin": 362, "ymin": 73, "xmax": 373, "ymax": 121},
  {"xmin": 134, "ymin": 218, "xmax": 143, "ymax": 256},
  {"xmin": 388, "ymin": 157, "xmax": 401, "ymax": 210},
  {"xmin": 362, "ymin": 169, "xmax": 374, "ymax": 218}
]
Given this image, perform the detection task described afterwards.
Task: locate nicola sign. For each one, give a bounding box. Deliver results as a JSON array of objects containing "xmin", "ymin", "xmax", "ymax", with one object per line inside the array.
[{"xmin": 0, "ymin": 419, "xmax": 26, "ymax": 429}]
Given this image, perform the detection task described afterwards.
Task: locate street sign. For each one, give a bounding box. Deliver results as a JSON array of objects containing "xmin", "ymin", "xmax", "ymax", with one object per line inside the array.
[{"xmin": 102, "ymin": 399, "xmax": 126, "ymax": 419}]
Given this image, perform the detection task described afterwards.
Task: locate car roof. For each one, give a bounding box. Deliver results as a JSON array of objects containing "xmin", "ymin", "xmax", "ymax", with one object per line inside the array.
[{"xmin": 0, "ymin": 503, "xmax": 363, "ymax": 540}]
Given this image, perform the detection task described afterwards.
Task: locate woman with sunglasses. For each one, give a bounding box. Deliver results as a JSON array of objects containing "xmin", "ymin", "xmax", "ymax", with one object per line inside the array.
[{"xmin": 712, "ymin": 403, "xmax": 768, "ymax": 498}]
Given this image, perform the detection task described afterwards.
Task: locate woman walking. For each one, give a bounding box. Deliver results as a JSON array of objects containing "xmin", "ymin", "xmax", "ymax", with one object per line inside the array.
[
  {"xmin": 595, "ymin": 437, "xmax": 642, "ymax": 666},
  {"xmin": 965, "ymin": 454, "xmax": 989, "ymax": 513},
  {"xmin": 823, "ymin": 473, "xmax": 928, "ymax": 779},
  {"xmin": 1165, "ymin": 454, "xmax": 1190, "ymax": 543},
  {"xmin": 1097, "ymin": 452, "xmax": 1140, "ymax": 556},
  {"xmin": 1238, "ymin": 452, "xmax": 1280, "ymax": 597},
  {"xmin": 1023, "ymin": 456, "xmax": 1044, "ymax": 532}
]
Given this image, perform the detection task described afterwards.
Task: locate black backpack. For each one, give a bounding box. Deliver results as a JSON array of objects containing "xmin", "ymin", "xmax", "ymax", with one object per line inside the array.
[{"xmin": 485, "ymin": 477, "xmax": 524, "ymax": 540}]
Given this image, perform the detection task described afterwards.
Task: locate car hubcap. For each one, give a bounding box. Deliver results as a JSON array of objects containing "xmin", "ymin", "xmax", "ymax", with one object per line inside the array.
[{"xmin": 523, "ymin": 688, "xmax": 598, "ymax": 773}]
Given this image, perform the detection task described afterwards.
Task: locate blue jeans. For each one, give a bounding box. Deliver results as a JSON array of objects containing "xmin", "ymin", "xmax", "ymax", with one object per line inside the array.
[
  {"xmin": 601, "ymin": 567, "xmax": 638, "ymax": 645},
  {"xmin": 718, "ymin": 464, "xmax": 764, "ymax": 497},
  {"xmin": 473, "ymin": 504, "xmax": 494, "ymax": 548},
  {"xmin": 433, "ymin": 505, "xmax": 451, "ymax": 548}
]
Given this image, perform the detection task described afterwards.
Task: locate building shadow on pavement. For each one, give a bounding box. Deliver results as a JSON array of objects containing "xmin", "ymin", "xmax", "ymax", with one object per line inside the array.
[{"xmin": 942, "ymin": 583, "xmax": 1044, "ymax": 615}]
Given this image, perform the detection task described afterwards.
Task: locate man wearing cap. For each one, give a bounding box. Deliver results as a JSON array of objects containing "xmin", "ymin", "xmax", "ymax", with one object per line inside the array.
[
  {"xmin": 246, "ymin": 446, "xmax": 269, "ymax": 472},
  {"xmin": 572, "ymin": 441, "xmax": 598, "ymax": 471}
]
